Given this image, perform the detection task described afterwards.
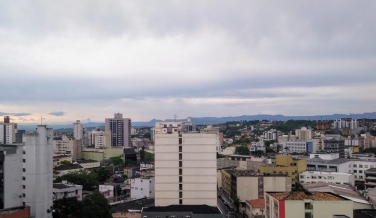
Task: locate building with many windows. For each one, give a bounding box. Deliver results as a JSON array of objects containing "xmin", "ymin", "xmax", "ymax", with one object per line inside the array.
[
  {"xmin": 130, "ymin": 177, "xmax": 155, "ymax": 200},
  {"xmin": 154, "ymin": 118, "xmax": 217, "ymax": 207},
  {"xmin": 0, "ymin": 116, "xmax": 17, "ymax": 144},
  {"xmin": 265, "ymin": 191, "xmax": 353, "ymax": 218},
  {"xmin": 105, "ymin": 113, "xmax": 131, "ymax": 148},
  {"xmin": 299, "ymin": 171, "xmax": 354, "ymax": 186}
]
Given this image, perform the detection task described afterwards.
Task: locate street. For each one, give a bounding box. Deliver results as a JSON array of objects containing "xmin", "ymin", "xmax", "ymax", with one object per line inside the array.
[{"xmin": 217, "ymin": 197, "xmax": 243, "ymax": 218}]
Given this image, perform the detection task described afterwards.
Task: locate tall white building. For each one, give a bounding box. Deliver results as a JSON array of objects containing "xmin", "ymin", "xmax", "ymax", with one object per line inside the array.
[
  {"xmin": 154, "ymin": 118, "xmax": 217, "ymax": 207},
  {"xmin": 295, "ymin": 127, "xmax": 313, "ymax": 140},
  {"xmin": 0, "ymin": 116, "xmax": 17, "ymax": 144},
  {"xmin": 73, "ymin": 120, "xmax": 83, "ymax": 140},
  {"xmin": 105, "ymin": 113, "xmax": 131, "ymax": 148},
  {"xmin": 333, "ymin": 118, "xmax": 359, "ymax": 130}
]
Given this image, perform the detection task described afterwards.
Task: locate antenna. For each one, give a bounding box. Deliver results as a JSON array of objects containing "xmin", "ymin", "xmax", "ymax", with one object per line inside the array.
[{"xmin": 174, "ymin": 114, "xmax": 178, "ymax": 121}]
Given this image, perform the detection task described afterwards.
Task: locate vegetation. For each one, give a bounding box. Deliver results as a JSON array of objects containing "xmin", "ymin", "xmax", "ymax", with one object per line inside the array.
[
  {"xmin": 92, "ymin": 168, "xmax": 112, "ymax": 183},
  {"xmin": 269, "ymin": 120, "xmax": 317, "ymax": 134},
  {"xmin": 53, "ymin": 193, "xmax": 112, "ymax": 218},
  {"xmin": 144, "ymin": 151, "xmax": 154, "ymax": 161},
  {"xmin": 235, "ymin": 145, "xmax": 250, "ymax": 155},
  {"xmin": 362, "ymin": 148, "xmax": 376, "ymax": 155},
  {"xmin": 110, "ymin": 156, "xmax": 125, "ymax": 166},
  {"xmin": 81, "ymin": 193, "xmax": 112, "ymax": 218},
  {"xmin": 54, "ymin": 170, "xmax": 98, "ymax": 190},
  {"xmin": 59, "ymin": 160, "xmax": 71, "ymax": 165}
]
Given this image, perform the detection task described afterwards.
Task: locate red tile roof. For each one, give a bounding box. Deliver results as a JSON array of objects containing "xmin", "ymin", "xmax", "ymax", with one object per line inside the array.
[{"xmin": 246, "ymin": 198, "xmax": 265, "ymax": 208}]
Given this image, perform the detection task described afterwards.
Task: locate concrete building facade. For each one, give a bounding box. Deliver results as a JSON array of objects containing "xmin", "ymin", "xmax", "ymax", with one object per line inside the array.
[
  {"xmin": 53, "ymin": 135, "xmax": 82, "ymax": 161},
  {"xmin": 73, "ymin": 120, "xmax": 83, "ymax": 140},
  {"xmin": 53, "ymin": 183, "xmax": 83, "ymax": 201},
  {"xmin": 130, "ymin": 177, "xmax": 155, "ymax": 200},
  {"xmin": 105, "ymin": 113, "xmax": 131, "ymax": 148},
  {"xmin": 0, "ymin": 116, "xmax": 16, "ymax": 144},
  {"xmin": 154, "ymin": 119, "xmax": 217, "ymax": 207},
  {"xmin": 299, "ymin": 171, "xmax": 354, "ymax": 186}
]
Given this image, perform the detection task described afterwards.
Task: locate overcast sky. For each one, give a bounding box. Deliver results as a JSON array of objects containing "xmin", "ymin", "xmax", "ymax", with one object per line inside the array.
[{"xmin": 0, "ymin": 1, "xmax": 375, "ymax": 124}]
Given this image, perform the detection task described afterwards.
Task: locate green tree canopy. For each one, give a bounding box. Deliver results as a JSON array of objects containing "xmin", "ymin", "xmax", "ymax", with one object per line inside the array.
[
  {"xmin": 54, "ymin": 170, "xmax": 98, "ymax": 190},
  {"xmin": 81, "ymin": 193, "xmax": 112, "ymax": 218},
  {"xmin": 235, "ymin": 145, "xmax": 250, "ymax": 155},
  {"xmin": 59, "ymin": 160, "xmax": 71, "ymax": 165},
  {"xmin": 53, "ymin": 197, "xmax": 83, "ymax": 218},
  {"xmin": 93, "ymin": 167, "xmax": 112, "ymax": 183},
  {"xmin": 110, "ymin": 156, "xmax": 125, "ymax": 166}
]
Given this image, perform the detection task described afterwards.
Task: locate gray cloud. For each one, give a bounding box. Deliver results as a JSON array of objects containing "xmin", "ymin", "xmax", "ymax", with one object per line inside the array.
[
  {"xmin": 0, "ymin": 1, "xmax": 375, "ymax": 122},
  {"xmin": 48, "ymin": 111, "xmax": 64, "ymax": 116},
  {"xmin": 0, "ymin": 112, "xmax": 32, "ymax": 116}
]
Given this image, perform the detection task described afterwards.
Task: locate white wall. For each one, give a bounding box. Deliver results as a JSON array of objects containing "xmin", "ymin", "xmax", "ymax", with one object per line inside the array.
[
  {"xmin": 3, "ymin": 146, "xmax": 23, "ymax": 208},
  {"xmin": 300, "ymin": 171, "xmax": 354, "ymax": 186},
  {"xmin": 131, "ymin": 178, "xmax": 154, "ymax": 200}
]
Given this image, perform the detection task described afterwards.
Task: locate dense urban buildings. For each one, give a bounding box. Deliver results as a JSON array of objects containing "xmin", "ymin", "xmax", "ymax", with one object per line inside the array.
[{"xmin": 105, "ymin": 113, "xmax": 131, "ymax": 148}]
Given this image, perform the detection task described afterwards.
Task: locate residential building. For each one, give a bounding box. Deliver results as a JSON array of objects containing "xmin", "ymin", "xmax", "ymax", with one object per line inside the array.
[
  {"xmin": 295, "ymin": 127, "xmax": 313, "ymax": 140},
  {"xmin": 309, "ymin": 153, "xmax": 339, "ymax": 160},
  {"xmin": 324, "ymin": 139, "xmax": 346, "ymax": 158},
  {"xmin": 154, "ymin": 118, "xmax": 217, "ymax": 207},
  {"xmin": 53, "ymin": 183, "xmax": 83, "ymax": 201},
  {"xmin": 0, "ymin": 116, "xmax": 17, "ymax": 144},
  {"xmin": 245, "ymin": 198, "xmax": 265, "ymax": 218},
  {"xmin": 263, "ymin": 129, "xmax": 279, "ymax": 141},
  {"xmin": 54, "ymin": 164, "xmax": 83, "ymax": 177},
  {"xmin": 53, "ymin": 155, "xmax": 73, "ymax": 167},
  {"xmin": 15, "ymin": 130, "xmax": 25, "ymax": 144},
  {"xmin": 200, "ymin": 125, "xmax": 222, "ymax": 152},
  {"xmin": 278, "ymin": 133, "xmax": 296, "ymax": 144},
  {"xmin": 105, "ymin": 113, "xmax": 131, "ymax": 148},
  {"xmin": 303, "ymin": 183, "xmax": 372, "ymax": 210},
  {"xmin": 130, "ymin": 177, "xmax": 155, "ymax": 200},
  {"xmin": 333, "ymin": 118, "xmax": 359, "ymax": 130},
  {"xmin": 307, "ymin": 157, "xmax": 376, "ymax": 186},
  {"xmin": 365, "ymin": 168, "xmax": 376, "ymax": 189},
  {"xmin": 99, "ymin": 183, "xmax": 127, "ymax": 202},
  {"xmin": 220, "ymin": 169, "xmax": 291, "ymax": 211},
  {"xmin": 23, "ymin": 125, "xmax": 54, "ymax": 218},
  {"xmin": 282, "ymin": 140, "xmax": 309, "ymax": 153},
  {"xmin": 299, "ymin": 171, "xmax": 354, "ymax": 186},
  {"xmin": 265, "ymin": 191, "xmax": 353, "ymax": 218},
  {"xmin": 259, "ymin": 154, "xmax": 307, "ymax": 187},
  {"xmin": 75, "ymin": 159, "xmax": 100, "ymax": 169},
  {"xmin": 316, "ymin": 121, "xmax": 331, "ymax": 134},
  {"xmin": 53, "ymin": 135, "xmax": 82, "ymax": 161},
  {"xmin": 141, "ymin": 205, "xmax": 224, "ymax": 218},
  {"xmin": 111, "ymin": 198, "xmax": 154, "ymax": 218},
  {"xmin": 73, "ymin": 120, "xmax": 83, "ymax": 140}
]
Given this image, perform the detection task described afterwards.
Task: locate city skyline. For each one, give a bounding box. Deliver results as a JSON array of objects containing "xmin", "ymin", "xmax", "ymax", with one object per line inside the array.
[{"xmin": 1, "ymin": 1, "xmax": 376, "ymax": 124}]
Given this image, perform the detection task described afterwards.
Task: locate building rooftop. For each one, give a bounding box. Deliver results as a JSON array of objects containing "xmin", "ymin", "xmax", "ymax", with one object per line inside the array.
[
  {"xmin": 301, "ymin": 171, "xmax": 352, "ymax": 176},
  {"xmin": 365, "ymin": 168, "xmax": 376, "ymax": 173},
  {"xmin": 302, "ymin": 183, "xmax": 369, "ymax": 205},
  {"xmin": 354, "ymin": 209, "xmax": 376, "ymax": 218},
  {"xmin": 308, "ymin": 157, "xmax": 376, "ymax": 165},
  {"xmin": 111, "ymin": 198, "xmax": 154, "ymax": 213},
  {"xmin": 142, "ymin": 205, "xmax": 221, "ymax": 214},
  {"xmin": 247, "ymin": 198, "xmax": 265, "ymax": 208},
  {"xmin": 225, "ymin": 169, "xmax": 288, "ymax": 177},
  {"xmin": 53, "ymin": 183, "xmax": 82, "ymax": 189},
  {"xmin": 55, "ymin": 164, "xmax": 83, "ymax": 171},
  {"xmin": 76, "ymin": 159, "xmax": 99, "ymax": 164},
  {"xmin": 267, "ymin": 191, "xmax": 347, "ymax": 201},
  {"xmin": 0, "ymin": 206, "xmax": 29, "ymax": 216}
]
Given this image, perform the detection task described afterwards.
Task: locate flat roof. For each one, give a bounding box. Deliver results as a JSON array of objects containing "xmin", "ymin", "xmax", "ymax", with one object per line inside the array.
[
  {"xmin": 267, "ymin": 191, "xmax": 347, "ymax": 201},
  {"xmin": 301, "ymin": 171, "xmax": 351, "ymax": 176},
  {"xmin": 308, "ymin": 157, "xmax": 376, "ymax": 165},
  {"xmin": 53, "ymin": 183, "xmax": 81, "ymax": 189},
  {"xmin": 143, "ymin": 205, "xmax": 221, "ymax": 214},
  {"xmin": 365, "ymin": 168, "xmax": 376, "ymax": 173},
  {"xmin": 111, "ymin": 198, "xmax": 154, "ymax": 213},
  {"xmin": 55, "ymin": 164, "xmax": 83, "ymax": 171},
  {"xmin": 76, "ymin": 159, "xmax": 99, "ymax": 164}
]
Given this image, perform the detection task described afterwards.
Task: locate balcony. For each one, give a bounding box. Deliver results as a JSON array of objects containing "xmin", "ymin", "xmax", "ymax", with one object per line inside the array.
[{"xmin": 366, "ymin": 176, "xmax": 376, "ymax": 180}]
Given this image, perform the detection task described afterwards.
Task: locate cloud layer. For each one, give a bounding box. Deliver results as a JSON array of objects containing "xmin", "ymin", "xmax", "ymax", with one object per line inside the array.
[{"xmin": 0, "ymin": 1, "xmax": 375, "ymax": 123}]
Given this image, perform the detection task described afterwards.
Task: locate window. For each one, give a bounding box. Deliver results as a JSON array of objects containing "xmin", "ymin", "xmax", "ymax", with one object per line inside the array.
[
  {"xmin": 354, "ymin": 175, "xmax": 357, "ymax": 179},
  {"xmin": 300, "ymin": 175, "xmax": 304, "ymax": 179},
  {"xmin": 354, "ymin": 170, "xmax": 357, "ymax": 173},
  {"xmin": 179, "ymin": 138, "xmax": 182, "ymax": 144},
  {"xmin": 23, "ymin": 151, "xmax": 25, "ymax": 154},
  {"xmin": 353, "ymin": 164, "xmax": 357, "ymax": 167},
  {"xmin": 185, "ymin": 216, "xmax": 190, "ymax": 218},
  {"xmin": 311, "ymin": 176, "xmax": 317, "ymax": 179},
  {"xmin": 360, "ymin": 170, "xmax": 363, "ymax": 173},
  {"xmin": 23, "ymin": 168, "xmax": 25, "ymax": 172},
  {"xmin": 179, "ymin": 154, "xmax": 182, "ymax": 160},
  {"xmin": 365, "ymin": 165, "xmax": 369, "ymax": 168},
  {"xmin": 75, "ymin": 190, "xmax": 78, "ymax": 194},
  {"xmin": 23, "ymin": 185, "xmax": 25, "ymax": 189},
  {"xmin": 23, "ymin": 159, "xmax": 25, "ymax": 163},
  {"xmin": 305, "ymin": 202, "xmax": 313, "ymax": 209},
  {"xmin": 359, "ymin": 176, "xmax": 363, "ymax": 179},
  {"xmin": 371, "ymin": 165, "xmax": 375, "ymax": 168},
  {"xmin": 179, "ymin": 146, "xmax": 182, "ymax": 152},
  {"xmin": 179, "ymin": 192, "xmax": 182, "ymax": 198},
  {"xmin": 179, "ymin": 161, "xmax": 182, "ymax": 168},
  {"xmin": 179, "ymin": 184, "xmax": 182, "ymax": 190},
  {"xmin": 305, "ymin": 212, "xmax": 312, "ymax": 218},
  {"xmin": 23, "ymin": 202, "xmax": 25, "ymax": 206},
  {"xmin": 179, "ymin": 199, "xmax": 182, "ymax": 205},
  {"xmin": 22, "ymin": 177, "xmax": 25, "ymax": 181},
  {"xmin": 23, "ymin": 193, "xmax": 25, "ymax": 197},
  {"xmin": 179, "ymin": 176, "xmax": 182, "ymax": 183},
  {"xmin": 179, "ymin": 169, "xmax": 182, "ymax": 175}
]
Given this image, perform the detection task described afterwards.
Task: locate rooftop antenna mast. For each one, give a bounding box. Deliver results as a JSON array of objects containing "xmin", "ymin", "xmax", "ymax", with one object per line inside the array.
[{"xmin": 174, "ymin": 114, "xmax": 178, "ymax": 122}]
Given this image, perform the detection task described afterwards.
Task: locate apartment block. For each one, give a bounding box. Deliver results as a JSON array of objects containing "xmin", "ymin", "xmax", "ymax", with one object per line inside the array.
[
  {"xmin": 0, "ymin": 116, "xmax": 17, "ymax": 144},
  {"xmin": 53, "ymin": 135, "xmax": 82, "ymax": 161},
  {"xmin": 259, "ymin": 154, "xmax": 307, "ymax": 187},
  {"xmin": 295, "ymin": 127, "xmax": 313, "ymax": 140},
  {"xmin": 105, "ymin": 113, "xmax": 131, "ymax": 148},
  {"xmin": 53, "ymin": 182, "xmax": 83, "ymax": 201},
  {"xmin": 265, "ymin": 191, "xmax": 353, "ymax": 218},
  {"xmin": 130, "ymin": 177, "xmax": 155, "ymax": 200},
  {"xmin": 324, "ymin": 139, "xmax": 346, "ymax": 158},
  {"xmin": 154, "ymin": 118, "xmax": 217, "ymax": 207},
  {"xmin": 299, "ymin": 171, "xmax": 354, "ymax": 186}
]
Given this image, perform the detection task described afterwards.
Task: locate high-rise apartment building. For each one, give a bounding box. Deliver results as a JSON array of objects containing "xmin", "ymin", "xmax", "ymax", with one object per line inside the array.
[
  {"xmin": 73, "ymin": 120, "xmax": 83, "ymax": 140},
  {"xmin": 53, "ymin": 135, "xmax": 82, "ymax": 161},
  {"xmin": 154, "ymin": 118, "xmax": 217, "ymax": 207},
  {"xmin": 105, "ymin": 113, "xmax": 131, "ymax": 148},
  {"xmin": 295, "ymin": 127, "xmax": 313, "ymax": 140},
  {"xmin": 0, "ymin": 125, "xmax": 53, "ymax": 218},
  {"xmin": 333, "ymin": 118, "xmax": 358, "ymax": 130},
  {"xmin": 0, "ymin": 116, "xmax": 17, "ymax": 144}
]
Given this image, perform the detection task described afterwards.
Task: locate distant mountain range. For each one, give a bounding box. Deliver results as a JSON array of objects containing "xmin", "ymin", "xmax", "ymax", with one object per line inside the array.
[{"xmin": 16, "ymin": 112, "xmax": 376, "ymax": 131}]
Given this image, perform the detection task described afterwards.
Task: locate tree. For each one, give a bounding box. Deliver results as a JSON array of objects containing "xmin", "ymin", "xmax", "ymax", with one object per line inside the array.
[
  {"xmin": 144, "ymin": 151, "xmax": 154, "ymax": 161},
  {"xmin": 140, "ymin": 146, "xmax": 145, "ymax": 162},
  {"xmin": 235, "ymin": 145, "xmax": 250, "ymax": 155},
  {"xmin": 60, "ymin": 160, "xmax": 71, "ymax": 165},
  {"xmin": 110, "ymin": 156, "xmax": 125, "ymax": 166},
  {"xmin": 54, "ymin": 170, "xmax": 98, "ymax": 190},
  {"xmin": 93, "ymin": 168, "xmax": 112, "ymax": 183},
  {"xmin": 53, "ymin": 197, "xmax": 83, "ymax": 218},
  {"xmin": 81, "ymin": 193, "xmax": 112, "ymax": 218}
]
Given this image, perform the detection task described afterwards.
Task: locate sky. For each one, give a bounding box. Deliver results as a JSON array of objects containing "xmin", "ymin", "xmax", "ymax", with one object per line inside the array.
[{"xmin": 0, "ymin": 1, "xmax": 375, "ymax": 124}]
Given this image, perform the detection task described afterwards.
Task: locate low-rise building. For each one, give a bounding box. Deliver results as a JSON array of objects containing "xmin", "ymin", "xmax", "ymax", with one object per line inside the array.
[
  {"xmin": 141, "ymin": 205, "xmax": 224, "ymax": 218},
  {"xmin": 365, "ymin": 168, "xmax": 376, "ymax": 189},
  {"xmin": 309, "ymin": 153, "xmax": 339, "ymax": 160},
  {"xmin": 53, "ymin": 155, "xmax": 73, "ymax": 167},
  {"xmin": 299, "ymin": 171, "xmax": 354, "ymax": 186},
  {"xmin": 75, "ymin": 159, "xmax": 101, "ymax": 169},
  {"xmin": 245, "ymin": 198, "xmax": 265, "ymax": 218},
  {"xmin": 111, "ymin": 198, "xmax": 154, "ymax": 218},
  {"xmin": 282, "ymin": 140, "xmax": 309, "ymax": 153},
  {"xmin": 130, "ymin": 177, "xmax": 155, "ymax": 200},
  {"xmin": 0, "ymin": 206, "xmax": 31, "ymax": 218},
  {"xmin": 54, "ymin": 164, "xmax": 83, "ymax": 177},
  {"xmin": 53, "ymin": 183, "xmax": 83, "ymax": 201},
  {"xmin": 265, "ymin": 191, "xmax": 353, "ymax": 218},
  {"xmin": 259, "ymin": 154, "xmax": 307, "ymax": 187}
]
